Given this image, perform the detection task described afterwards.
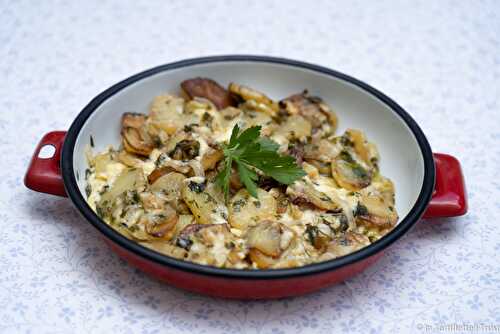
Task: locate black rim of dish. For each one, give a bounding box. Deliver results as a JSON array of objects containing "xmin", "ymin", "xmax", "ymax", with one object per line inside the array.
[{"xmin": 61, "ymin": 55, "xmax": 435, "ymax": 279}]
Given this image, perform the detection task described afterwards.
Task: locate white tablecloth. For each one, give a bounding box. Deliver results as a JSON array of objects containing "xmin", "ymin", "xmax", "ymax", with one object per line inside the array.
[{"xmin": 2, "ymin": 1, "xmax": 499, "ymax": 333}]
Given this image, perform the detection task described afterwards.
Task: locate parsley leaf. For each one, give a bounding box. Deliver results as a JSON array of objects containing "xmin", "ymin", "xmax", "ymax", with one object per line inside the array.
[{"xmin": 216, "ymin": 125, "xmax": 306, "ymax": 200}]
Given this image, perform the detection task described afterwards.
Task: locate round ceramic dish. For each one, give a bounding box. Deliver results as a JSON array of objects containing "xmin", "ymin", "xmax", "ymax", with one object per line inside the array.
[{"xmin": 24, "ymin": 56, "xmax": 467, "ymax": 299}]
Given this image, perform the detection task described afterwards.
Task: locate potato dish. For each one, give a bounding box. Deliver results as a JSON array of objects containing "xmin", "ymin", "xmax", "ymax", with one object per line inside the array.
[{"xmin": 85, "ymin": 78, "xmax": 398, "ymax": 269}]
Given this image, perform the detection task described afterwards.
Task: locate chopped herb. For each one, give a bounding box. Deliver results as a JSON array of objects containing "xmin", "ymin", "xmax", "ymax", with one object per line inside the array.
[
  {"xmin": 99, "ymin": 185, "xmax": 109, "ymax": 195},
  {"xmin": 188, "ymin": 181, "xmax": 206, "ymax": 193},
  {"xmin": 183, "ymin": 123, "xmax": 199, "ymax": 132},
  {"xmin": 85, "ymin": 184, "xmax": 92, "ymax": 197},
  {"xmin": 95, "ymin": 205, "xmax": 104, "ymax": 218},
  {"xmin": 85, "ymin": 168, "xmax": 91, "ymax": 180},
  {"xmin": 169, "ymin": 139, "xmax": 200, "ymax": 161},
  {"xmin": 231, "ymin": 198, "xmax": 246, "ymax": 212},
  {"xmin": 201, "ymin": 112, "xmax": 214, "ymax": 128},
  {"xmin": 155, "ymin": 153, "xmax": 166, "ymax": 167},
  {"xmin": 340, "ymin": 136, "xmax": 353, "ymax": 147},
  {"xmin": 252, "ymin": 200, "xmax": 261, "ymax": 208},
  {"xmin": 354, "ymin": 203, "xmax": 369, "ymax": 217},
  {"xmin": 175, "ymin": 238, "xmax": 193, "ymax": 251},
  {"xmin": 352, "ymin": 165, "xmax": 368, "ymax": 178},
  {"xmin": 90, "ymin": 135, "xmax": 95, "ymax": 147},
  {"xmin": 305, "ymin": 224, "xmax": 319, "ymax": 245},
  {"xmin": 153, "ymin": 136, "xmax": 162, "ymax": 147},
  {"xmin": 339, "ymin": 150, "xmax": 355, "ymax": 163},
  {"xmin": 320, "ymin": 193, "xmax": 331, "ymax": 202},
  {"xmin": 132, "ymin": 191, "xmax": 140, "ymax": 203}
]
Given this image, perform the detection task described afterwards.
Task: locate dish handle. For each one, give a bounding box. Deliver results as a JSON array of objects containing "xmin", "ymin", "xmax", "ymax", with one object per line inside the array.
[
  {"xmin": 423, "ymin": 153, "xmax": 467, "ymax": 218},
  {"xmin": 24, "ymin": 131, "xmax": 68, "ymax": 197}
]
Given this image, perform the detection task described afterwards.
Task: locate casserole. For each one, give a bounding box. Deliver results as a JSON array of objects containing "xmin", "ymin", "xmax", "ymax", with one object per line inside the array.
[{"xmin": 24, "ymin": 55, "xmax": 467, "ymax": 299}]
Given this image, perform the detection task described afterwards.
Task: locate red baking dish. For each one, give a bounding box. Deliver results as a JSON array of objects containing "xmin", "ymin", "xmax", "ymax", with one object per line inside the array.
[{"xmin": 24, "ymin": 56, "xmax": 467, "ymax": 299}]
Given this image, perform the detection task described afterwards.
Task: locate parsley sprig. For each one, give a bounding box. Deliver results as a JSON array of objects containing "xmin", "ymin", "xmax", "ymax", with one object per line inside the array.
[{"xmin": 215, "ymin": 125, "xmax": 306, "ymax": 200}]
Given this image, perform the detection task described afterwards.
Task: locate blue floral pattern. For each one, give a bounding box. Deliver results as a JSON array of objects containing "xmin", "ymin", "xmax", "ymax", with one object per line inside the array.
[{"xmin": 1, "ymin": 0, "xmax": 498, "ymax": 333}]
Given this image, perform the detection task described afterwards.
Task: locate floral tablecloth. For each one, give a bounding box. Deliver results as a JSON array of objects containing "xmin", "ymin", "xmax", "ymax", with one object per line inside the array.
[{"xmin": 1, "ymin": 1, "xmax": 499, "ymax": 333}]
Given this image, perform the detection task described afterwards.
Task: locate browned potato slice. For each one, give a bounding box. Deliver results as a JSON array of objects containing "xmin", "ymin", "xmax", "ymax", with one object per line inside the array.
[
  {"xmin": 181, "ymin": 78, "xmax": 236, "ymax": 110},
  {"xmin": 344, "ymin": 129, "xmax": 379, "ymax": 168},
  {"xmin": 246, "ymin": 221, "xmax": 282, "ymax": 257},
  {"xmin": 280, "ymin": 91, "xmax": 337, "ymax": 129},
  {"xmin": 169, "ymin": 139, "xmax": 200, "ymax": 161},
  {"xmin": 331, "ymin": 151, "xmax": 372, "ymax": 191},
  {"xmin": 287, "ymin": 176, "xmax": 342, "ymax": 211},
  {"xmin": 371, "ymin": 174, "xmax": 396, "ymax": 206},
  {"xmin": 201, "ymin": 147, "xmax": 223, "ymax": 171},
  {"xmin": 304, "ymin": 224, "xmax": 331, "ymax": 252},
  {"xmin": 355, "ymin": 195, "xmax": 398, "ymax": 228},
  {"xmin": 229, "ymin": 82, "xmax": 279, "ymax": 115},
  {"xmin": 122, "ymin": 112, "xmax": 147, "ymax": 128},
  {"xmin": 121, "ymin": 113, "xmax": 155, "ymax": 157},
  {"xmin": 143, "ymin": 205, "xmax": 178, "ymax": 239},
  {"xmin": 147, "ymin": 166, "xmax": 176, "ymax": 184},
  {"xmin": 122, "ymin": 132, "xmax": 152, "ymax": 156},
  {"xmin": 248, "ymin": 248, "xmax": 276, "ymax": 269}
]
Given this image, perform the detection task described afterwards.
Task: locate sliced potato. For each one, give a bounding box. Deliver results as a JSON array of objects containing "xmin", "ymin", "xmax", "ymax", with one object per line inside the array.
[
  {"xmin": 325, "ymin": 232, "xmax": 370, "ymax": 258},
  {"xmin": 355, "ymin": 195, "xmax": 398, "ymax": 228},
  {"xmin": 121, "ymin": 113, "xmax": 155, "ymax": 156},
  {"xmin": 228, "ymin": 188, "xmax": 277, "ymax": 230},
  {"xmin": 331, "ymin": 151, "xmax": 372, "ymax": 191},
  {"xmin": 99, "ymin": 168, "xmax": 145, "ymax": 205},
  {"xmin": 150, "ymin": 172, "xmax": 186, "ymax": 201},
  {"xmin": 275, "ymin": 115, "xmax": 311, "ymax": 141},
  {"xmin": 181, "ymin": 78, "xmax": 235, "ymax": 110},
  {"xmin": 370, "ymin": 174, "xmax": 396, "ymax": 206},
  {"xmin": 201, "ymin": 147, "xmax": 223, "ymax": 171},
  {"xmin": 287, "ymin": 176, "xmax": 342, "ymax": 211},
  {"xmin": 304, "ymin": 139, "xmax": 341, "ymax": 163},
  {"xmin": 122, "ymin": 112, "xmax": 147, "ymax": 128},
  {"xmin": 118, "ymin": 150, "xmax": 143, "ymax": 168},
  {"xmin": 122, "ymin": 127, "xmax": 154, "ymax": 156},
  {"xmin": 94, "ymin": 152, "xmax": 113, "ymax": 175},
  {"xmin": 169, "ymin": 139, "xmax": 200, "ymax": 161},
  {"xmin": 143, "ymin": 206, "xmax": 178, "ymax": 239},
  {"xmin": 181, "ymin": 178, "xmax": 228, "ymax": 225},
  {"xmin": 344, "ymin": 129, "xmax": 379, "ymax": 168},
  {"xmin": 280, "ymin": 91, "xmax": 337, "ymax": 130},
  {"xmin": 248, "ymin": 248, "xmax": 276, "ymax": 269},
  {"xmin": 229, "ymin": 82, "xmax": 279, "ymax": 116},
  {"xmin": 149, "ymin": 95, "xmax": 192, "ymax": 135},
  {"xmin": 246, "ymin": 220, "xmax": 282, "ymax": 257}
]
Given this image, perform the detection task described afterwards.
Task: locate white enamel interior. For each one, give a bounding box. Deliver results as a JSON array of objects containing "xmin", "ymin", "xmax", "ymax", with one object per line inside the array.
[{"xmin": 73, "ymin": 61, "xmax": 425, "ymax": 220}]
